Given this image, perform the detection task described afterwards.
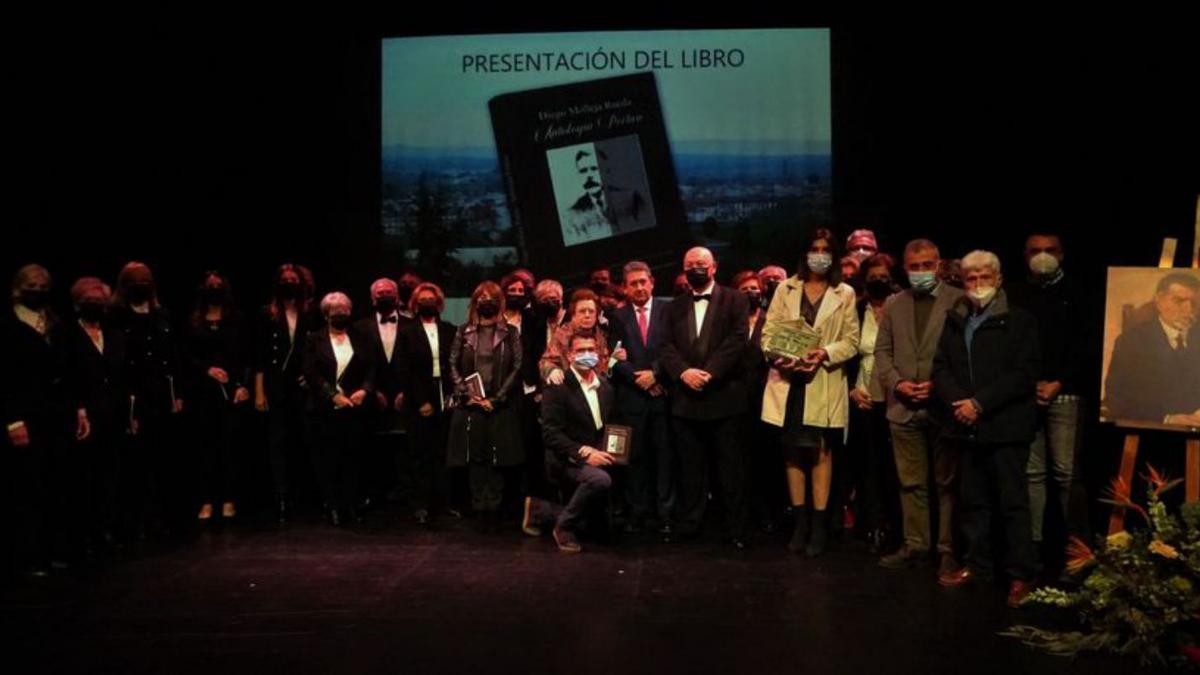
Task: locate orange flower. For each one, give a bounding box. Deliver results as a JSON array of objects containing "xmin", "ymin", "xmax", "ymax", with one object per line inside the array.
[
  {"xmin": 1148, "ymin": 540, "xmax": 1180, "ymax": 560},
  {"xmin": 1065, "ymin": 536, "xmax": 1096, "ymax": 575},
  {"xmin": 1140, "ymin": 464, "xmax": 1183, "ymax": 498},
  {"xmin": 1102, "ymin": 475, "xmax": 1149, "ymax": 523}
]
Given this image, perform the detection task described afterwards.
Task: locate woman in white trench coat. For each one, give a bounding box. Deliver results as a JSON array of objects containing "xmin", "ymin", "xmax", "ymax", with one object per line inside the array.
[{"xmin": 761, "ymin": 228, "xmax": 860, "ymax": 557}]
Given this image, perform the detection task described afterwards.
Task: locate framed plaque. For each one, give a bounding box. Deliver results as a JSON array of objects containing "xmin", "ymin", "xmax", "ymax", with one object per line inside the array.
[{"xmin": 602, "ymin": 424, "xmax": 632, "ymax": 465}]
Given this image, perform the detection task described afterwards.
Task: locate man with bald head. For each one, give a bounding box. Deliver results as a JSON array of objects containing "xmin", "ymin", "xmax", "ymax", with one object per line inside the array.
[{"xmin": 659, "ymin": 247, "xmax": 751, "ymax": 548}]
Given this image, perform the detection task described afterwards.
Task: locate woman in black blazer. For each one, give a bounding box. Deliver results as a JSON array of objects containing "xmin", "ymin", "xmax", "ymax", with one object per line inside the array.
[
  {"xmin": 302, "ymin": 292, "xmax": 376, "ymax": 526},
  {"xmin": 253, "ymin": 263, "xmax": 320, "ymax": 522},
  {"xmin": 396, "ymin": 282, "xmax": 458, "ymax": 524},
  {"xmin": 56, "ymin": 277, "xmax": 129, "ymax": 552},
  {"xmin": 183, "ymin": 271, "xmax": 251, "ymax": 523}
]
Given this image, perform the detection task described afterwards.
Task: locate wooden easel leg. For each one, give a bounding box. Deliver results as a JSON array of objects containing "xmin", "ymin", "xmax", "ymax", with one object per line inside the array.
[
  {"xmin": 1186, "ymin": 438, "xmax": 1199, "ymax": 503},
  {"xmin": 1108, "ymin": 434, "xmax": 1140, "ymax": 535}
]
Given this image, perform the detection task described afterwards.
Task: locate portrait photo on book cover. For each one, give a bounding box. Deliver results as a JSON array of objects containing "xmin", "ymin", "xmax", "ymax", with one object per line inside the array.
[
  {"xmin": 1099, "ymin": 267, "xmax": 1200, "ymax": 430},
  {"xmin": 547, "ymin": 135, "xmax": 657, "ymax": 247}
]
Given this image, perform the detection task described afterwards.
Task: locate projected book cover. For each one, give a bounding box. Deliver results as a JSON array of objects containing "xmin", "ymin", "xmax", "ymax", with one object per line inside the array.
[
  {"xmin": 382, "ymin": 29, "xmax": 832, "ymax": 290},
  {"xmin": 489, "ymin": 73, "xmax": 687, "ymax": 272}
]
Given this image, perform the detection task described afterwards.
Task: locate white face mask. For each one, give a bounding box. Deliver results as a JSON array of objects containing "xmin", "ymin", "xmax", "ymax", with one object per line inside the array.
[
  {"xmin": 807, "ymin": 252, "xmax": 833, "ymax": 275},
  {"xmin": 1029, "ymin": 252, "xmax": 1060, "ymax": 276},
  {"xmin": 968, "ymin": 286, "xmax": 997, "ymax": 306}
]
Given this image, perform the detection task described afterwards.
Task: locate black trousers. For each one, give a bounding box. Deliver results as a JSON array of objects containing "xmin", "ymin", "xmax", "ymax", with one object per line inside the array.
[
  {"xmin": 123, "ymin": 411, "xmax": 187, "ymax": 535},
  {"xmin": 624, "ymin": 404, "xmax": 675, "ymax": 523},
  {"xmin": 195, "ymin": 397, "xmax": 241, "ymax": 505},
  {"xmin": 266, "ymin": 382, "xmax": 308, "ymax": 498},
  {"xmin": 5, "ymin": 417, "xmax": 53, "ymax": 571},
  {"xmin": 958, "ymin": 441, "xmax": 1036, "ymax": 581},
  {"xmin": 674, "ymin": 415, "xmax": 747, "ymax": 538},
  {"xmin": 310, "ymin": 409, "xmax": 366, "ymax": 511},
  {"xmin": 845, "ymin": 404, "xmax": 899, "ymax": 533},
  {"xmin": 401, "ymin": 409, "xmax": 450, "ymax": 514}
]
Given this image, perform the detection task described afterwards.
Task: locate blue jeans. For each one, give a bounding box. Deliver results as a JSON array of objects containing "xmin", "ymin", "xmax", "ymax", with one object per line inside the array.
[{"xmin": 1026, "ymin": 396, "xmax": 1083, "ymax": 542}]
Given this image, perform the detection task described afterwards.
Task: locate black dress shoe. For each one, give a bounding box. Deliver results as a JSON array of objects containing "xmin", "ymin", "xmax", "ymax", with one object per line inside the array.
[
  {"xmin": 327, "ymin": 508, "xmax": 342, "ymax": 527},
  {"xmin": 730, "ymin": 537, "xmax": 749, "ymax": 551},
  {"xmin": 415, "ymin": 509, "xmax": 430, "ymax": 526}
]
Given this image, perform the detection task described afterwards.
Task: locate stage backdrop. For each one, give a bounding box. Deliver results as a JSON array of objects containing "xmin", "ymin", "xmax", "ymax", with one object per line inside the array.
[{"xmin": 382, "ymin": 28, "xmax": 831, "ymax": 292}]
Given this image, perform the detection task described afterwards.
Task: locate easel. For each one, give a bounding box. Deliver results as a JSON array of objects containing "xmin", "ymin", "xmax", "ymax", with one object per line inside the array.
[{"xmin": 1108, "ymin": 197, "xmax": 1200, "ymax": 534}]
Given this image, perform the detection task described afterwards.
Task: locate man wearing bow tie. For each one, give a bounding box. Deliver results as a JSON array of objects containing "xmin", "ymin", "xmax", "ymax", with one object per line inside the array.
[
  {"xmin": 659, "ymin": 247, "xmax": 751, "ymax": 549},
  {"xmin": 354, "ymin": 278, "xmax": 414, "ymax": 513}
]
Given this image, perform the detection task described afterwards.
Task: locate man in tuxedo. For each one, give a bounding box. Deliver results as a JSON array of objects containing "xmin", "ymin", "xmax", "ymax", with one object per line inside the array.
[
  {"xmin": 659, "ymin": 247, "xmax": 750, "ymax": 548},
  {"xmin": 523, "ymin": 331, "xmax": 616, "ymax": 553},
  {"xmin": 609, "ymin": 260, "xmax": 674, "ymax": 533},
  {"xmin": 352, "ymin": 278, "xmax": 412, "ymax": 515},
  {"xmin": 1105, "ymin": 272, "xmax": 1200, "ymax": 426}
]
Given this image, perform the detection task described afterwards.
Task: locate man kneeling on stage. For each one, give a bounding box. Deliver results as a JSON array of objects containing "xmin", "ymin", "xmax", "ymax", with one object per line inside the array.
[{"xmin": 523, "ymin": 330, "xmax": 615, "ymax": 553}]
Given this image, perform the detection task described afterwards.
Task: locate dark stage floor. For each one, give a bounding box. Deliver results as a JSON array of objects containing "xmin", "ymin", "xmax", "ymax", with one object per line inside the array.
[{"xmin": 2, "ymin": 508, "xmax": 1142, "ymax": 675}]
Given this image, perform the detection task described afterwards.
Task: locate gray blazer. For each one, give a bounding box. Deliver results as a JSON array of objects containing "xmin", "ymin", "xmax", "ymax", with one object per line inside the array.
[{"xmin": 873, "ymin": 283, "xmax": 965, "ymax": 424}]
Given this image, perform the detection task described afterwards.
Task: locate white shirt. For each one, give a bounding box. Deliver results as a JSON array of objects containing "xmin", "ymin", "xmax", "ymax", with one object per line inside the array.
[
  {"xmin": 691, "ymin": 280, "xmax": 715, "ymax": 338},
  {"xmin": 856, "ymin": 307, "xmax": 883, "ymax": 402},
  {"xmin": 1160, "ymin": 318, "xmax": 1188, "ymax": 350},
  {"xmin": 14, "ymin": 305, "xmax": 48, "ymax": 336},
  {"xmin": 423, "ymin": 320, "xmax": 441, "ymax": 378},
  {"xmin": 285, "ymin": 309, "xmax": 298, "ymax": 344},
  {"xmin": 377, "ymin": 313, "xmax": 398, "ymax": 363},
  {"xmin": 80, "ymin": 319, "xmax": 104, "ymax": 354},
  {"xmin": 331, "ymin": 334, "xmax": 354, "ymax": 394},
  {"xmin": 633, "ymin": 297, "xmax": 654, "ymax": 343},
  {"xmin": 574, "ymin": 369, "xmax": 604, "ymax": 431}
]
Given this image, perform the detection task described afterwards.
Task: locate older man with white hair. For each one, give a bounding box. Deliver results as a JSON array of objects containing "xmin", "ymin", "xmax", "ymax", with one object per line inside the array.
[{"xmin": 931, "ymin": 250, "xmax": 1041, "ymax": 608}]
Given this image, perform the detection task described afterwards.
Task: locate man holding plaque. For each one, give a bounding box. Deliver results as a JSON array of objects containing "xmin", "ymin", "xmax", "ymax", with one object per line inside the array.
[{"xmin": 524, "ymin": 331, "xmax": 617, "ymax": 553}]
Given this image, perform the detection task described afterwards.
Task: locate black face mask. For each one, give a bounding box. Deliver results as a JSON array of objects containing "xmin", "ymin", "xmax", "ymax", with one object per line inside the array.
[
  {"xmin": 536, "ymin": 300, "xmax": 561, "ymax": 318},
  {"xmin": 590, "ymin": 281, "xmax": 608, "ymax": 294},
  {"xmin": 506, "ymin": 294, "xmax": 529, "ymax": 311},
  {"xmin": 127, "ymin": 284, "xmax": 153, "ymax": 305},
  {"xmin": 78, "ymin": 303, "xmax": 106, "ymax": 321},
  {"xmin": 277, "ymin": 282, "xmax": 302, "ymax": 300},
  {"xmin": 866, "ymin": 279, "xmax": 893, "ymax": 300},
  {"xmin": 417, "ymin": 303, "xmax": 439, "ymax": 318},
  {"xmin": 743, "ymin": 291, "xmax": 761, "ymax": 308},
  {"xmin": 398, "ymin": 286, "xmax": 415, "ymax": 304},
  {"xmin": 203, "ymin": 287, "xmax": 227, "ymax": 305},
  {"xmin": 19, "ymin": 289, "xmax": 50, "ymax": 311},
  {"xmin": 476, "ymin": 301, "xmax": 500, "ymax": 319},
  {"xmin": 374, "ymin": 297, "xmax": 398, "ymax": 314},
  {"xmin": 328, "ymin": 314, "xmax": 352, "ymax": 330},
  {"xmin": 685, "ymin": 268, "xmax": 710, "ymax": 291}
]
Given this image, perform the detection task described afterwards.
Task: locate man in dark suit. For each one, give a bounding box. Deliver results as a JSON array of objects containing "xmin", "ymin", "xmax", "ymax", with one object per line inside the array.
[
  {"xmin": 658, "ymin": 247, "xmax": 750, "ymax": 548},
  {"xmin": 523, "ymin": 331, "xmax": 616, "ymax": 553},
  {"xmin": 609, "ymin": 260, "xmax": 674, "ymax": 533},
  {"xmin": 352, "ymin": 278, "xmax": 412, "ymax": 515},
  {"xmin": 1104, "ymin": 272, "xmax": 1200, "ymax": 426}
]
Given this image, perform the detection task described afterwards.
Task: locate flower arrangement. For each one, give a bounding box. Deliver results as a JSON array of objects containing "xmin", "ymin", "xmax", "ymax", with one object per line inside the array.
[{"xmin": 1003, "ymin": 466, "xmax": 1200, "ymax": 669}]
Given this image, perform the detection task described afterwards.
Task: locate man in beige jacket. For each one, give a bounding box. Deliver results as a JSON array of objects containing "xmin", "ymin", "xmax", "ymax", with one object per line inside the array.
[{"xmin": 873, "ymin": 239, "xmax": 964, "ymax": 573}]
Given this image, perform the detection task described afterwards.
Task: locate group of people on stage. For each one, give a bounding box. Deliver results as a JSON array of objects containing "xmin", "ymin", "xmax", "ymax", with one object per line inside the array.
[{"xmin": 7, "ymin": 226, "xmax": 1151, "ymax": 609}]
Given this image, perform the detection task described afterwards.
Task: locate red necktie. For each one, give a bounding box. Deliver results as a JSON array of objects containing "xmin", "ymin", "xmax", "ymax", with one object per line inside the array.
[{"xmin": 637, "ymin": 306, "xmax": 649, "ymax": 345}]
